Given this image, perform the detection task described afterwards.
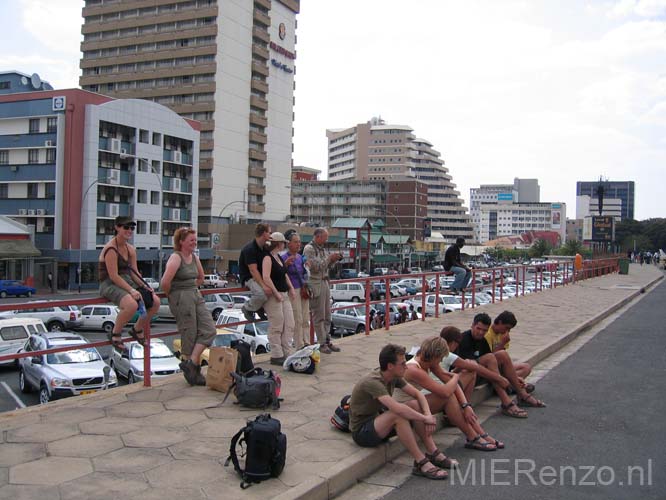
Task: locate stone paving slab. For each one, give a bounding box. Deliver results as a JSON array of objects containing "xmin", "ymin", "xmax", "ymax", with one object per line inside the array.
[{"xmin": 0, "ymin": 264, "xmax": 660, "ymax": 500}]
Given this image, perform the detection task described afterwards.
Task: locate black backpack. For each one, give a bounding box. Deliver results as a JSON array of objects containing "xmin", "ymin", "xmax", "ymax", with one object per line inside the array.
[
  {"xmin": 330, "ymin": 394, "xmax": 351, "ymax": 432},
  {"xmin": 225, "ymin": 414, "xmax": 287, "ymax": 489},
  {"xmin": 230, "ymin": 339, "xmax": 254, "ymax": 374},
  {"xmin": 223, "ymin": 368, "xmax": 281, "ymax": 410}
]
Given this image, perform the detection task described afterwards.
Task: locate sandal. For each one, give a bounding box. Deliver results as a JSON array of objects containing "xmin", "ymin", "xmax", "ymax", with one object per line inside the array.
[
  {"xmin": 518, "ymin": 394, "xmax": 546, "ymax": 408},
  {"xmin": 480, "ymin": 433, "xmax": 505, "ymax": 449},
  {"xmin": 128, "ymin": 326, "xmax": 146, "ymax": 346},
  {"xmin": 524, "ymin": 383, "xmax": 536, "ymax": 393},
  {"xmin": 501, "ymin": 401, "xmax": 528, "ymax": 418},
  {"xmin": 107, "ymin": 334, "xmax": 124, "ymax": 350},
  {"xmin": 464, "ymin": 435, "xmax": 497, "ymax": 451},
  {"xmin": 426, "ymin": 448, "xmax": 459, "ymax": 469},
  {"xmin": 412, "ymin": 458, "xmax": 448, "ymax": 480}
]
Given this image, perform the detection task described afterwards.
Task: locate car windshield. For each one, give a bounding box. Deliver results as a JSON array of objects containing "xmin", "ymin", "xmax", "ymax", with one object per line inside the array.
[
  {"xmin": 131, "ymin": 343, "xmax": 174, "ymax": 359},
  {"xmin": 255, "ymin": 321, "xmax": 269, "ymax": 336},
  {"xmin": 47, "ymin": 347, "xmax": 101, "ymax": 364},
  {"xmin": 212, "ymin": 335, "xmax": 236, "ymax": 347}
]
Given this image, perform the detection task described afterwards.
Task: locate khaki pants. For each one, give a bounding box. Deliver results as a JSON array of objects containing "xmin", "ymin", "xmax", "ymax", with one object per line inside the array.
[
  {"xmin": 263, "ymin": 291, "xmax": 294, "ymax": 359},
  {"xmin": 290, "ymin": 291, "xmax": 311, "ymax": 349},
  {"xmin": 310, "ymin": 280, "xmax": 331, "ymax": 345}
]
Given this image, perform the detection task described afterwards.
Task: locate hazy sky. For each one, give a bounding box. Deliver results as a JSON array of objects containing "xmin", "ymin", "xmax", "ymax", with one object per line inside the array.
[{"xmin": 4, "ymin": 0, "xmax": 665, "ymax": 220}]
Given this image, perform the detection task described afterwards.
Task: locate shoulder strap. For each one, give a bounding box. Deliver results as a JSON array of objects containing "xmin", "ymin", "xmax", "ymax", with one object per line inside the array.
[
  {"xmin": 224, "ymin": 426, "xmax": 246, "ymax": 474},
  {"xmin": 105, "ymin": 246, "xmax": 152, "ymax": 289}
]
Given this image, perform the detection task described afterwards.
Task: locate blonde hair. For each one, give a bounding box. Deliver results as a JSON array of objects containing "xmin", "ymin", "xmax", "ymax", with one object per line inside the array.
[
  {"xmin": 417, "ymin": 336, "xmax": 449, "ymax": 362},
  {"xmin": 173, "ymin": 227, "xmax": 196, "ymax": 251}
]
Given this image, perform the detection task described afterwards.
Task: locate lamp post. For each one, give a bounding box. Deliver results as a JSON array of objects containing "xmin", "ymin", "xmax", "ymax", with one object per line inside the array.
[{"xmin": 78, "ymin": 178, "xmax": 105, "ymax": 293}]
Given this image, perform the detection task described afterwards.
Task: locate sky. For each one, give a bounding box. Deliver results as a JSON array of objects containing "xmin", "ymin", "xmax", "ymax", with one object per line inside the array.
[{"xmin": 3, "ymin": 0, "xmax": 665, "ymax": 220}]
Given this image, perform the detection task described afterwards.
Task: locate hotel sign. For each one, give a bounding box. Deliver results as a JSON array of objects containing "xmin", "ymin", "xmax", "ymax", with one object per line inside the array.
[{"xmin": 583, "ymin": 215, "xmax": 614, "ymax": 242}]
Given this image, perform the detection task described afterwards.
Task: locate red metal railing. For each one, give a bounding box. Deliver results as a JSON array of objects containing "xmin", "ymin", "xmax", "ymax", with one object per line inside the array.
[{"xmin": 0, "ymin": 258, "xmax": 619, "ymax": 393}]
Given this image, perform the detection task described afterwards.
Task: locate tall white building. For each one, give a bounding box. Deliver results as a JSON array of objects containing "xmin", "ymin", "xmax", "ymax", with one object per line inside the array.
[
  {"xmin": 80, "ymin": 0, "xmax": 300, "ymax": 245},
  {"xmin": 478, "ymin": 202, "xmax": 566, "ymax": 244}
]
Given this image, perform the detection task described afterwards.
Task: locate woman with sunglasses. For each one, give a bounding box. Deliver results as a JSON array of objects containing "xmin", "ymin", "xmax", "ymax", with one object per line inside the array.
[
  {"xmin": 161, "ymin": 227, "xmax": 216, "ymax": 386},
  {"xmin": 98, "ymin": 216, "xmax": 160, "ymax": 349}
]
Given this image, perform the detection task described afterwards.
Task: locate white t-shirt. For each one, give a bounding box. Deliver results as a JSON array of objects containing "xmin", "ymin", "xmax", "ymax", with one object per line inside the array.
[{"xmin": 440, "ymin": 352, "xmax": 459, "ymax": 372}]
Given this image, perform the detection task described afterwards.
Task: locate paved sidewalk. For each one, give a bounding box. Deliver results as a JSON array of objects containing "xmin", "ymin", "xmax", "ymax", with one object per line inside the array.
[{"xmin": 0, "ymin": 264, "xmax": 661, "ymax": 500}]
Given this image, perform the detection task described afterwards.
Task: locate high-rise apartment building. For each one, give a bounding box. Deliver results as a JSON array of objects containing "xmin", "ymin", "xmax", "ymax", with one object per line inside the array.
[
  {"xmin": 79, "ymin": 0, "xmax": 300, "ymax": 248},
  {"xmin": 326, "ymin": 118, "xmax": 473, "ymax": 243},
  {"xmin": 575, "ymin": 181, "xmax": 634, "ymax": 220},
  {"xmin": 470, "ymin": 178, "xmax": 540, "ymax": 241}
]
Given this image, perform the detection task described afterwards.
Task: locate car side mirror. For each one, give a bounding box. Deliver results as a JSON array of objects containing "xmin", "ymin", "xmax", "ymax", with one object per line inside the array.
[{"xmin": 31, "ymin": 356, "xmax": 42, "ymax": 364}]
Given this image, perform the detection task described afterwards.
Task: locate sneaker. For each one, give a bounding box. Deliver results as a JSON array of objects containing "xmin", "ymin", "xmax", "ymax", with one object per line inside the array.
[
  {"xmin": 319, "ymin": 344, "xmax": 332, "ymax": 354},
  {"xmin": 257, "ymin": 307, "xmax": 268, "ymax": 321},
  {"xmin": 327, "ymin": 343, "xmax": 341, "ymax": 352},
  {"xmin": 179, "ymin": 359, "xmax": 199, "ymax": 386},
  {"xmin": 241, "ymin": 306, "xmax": 256, "ymax": 323},
  {"xmin": 270, "ymin": 357, "xmax": 285, "ymax": 365}
]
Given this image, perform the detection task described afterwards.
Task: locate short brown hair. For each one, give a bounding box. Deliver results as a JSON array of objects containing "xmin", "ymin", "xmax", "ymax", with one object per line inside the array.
[
  {"xmin": 173, "ymin": 227, "xmax": 196, "ymax": 251},
  {"xmin": 417, "ymin": 337, "xmax": 449, "ymax": 362},
  {"xmin": 439, "ymin": 326, "xmax": 463, "ymax": 344},
  {"xmin": 255, "ymin": 223, "xmax": 270, "ymax": 237},
  {"xmin": 379, "ymin": 344, "xmax": 406, "ymax": 371}
]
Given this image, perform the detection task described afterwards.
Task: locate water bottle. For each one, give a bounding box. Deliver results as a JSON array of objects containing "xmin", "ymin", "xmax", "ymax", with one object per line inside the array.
[{"xmin": 137, "ymin": 298, "xmax": 147, "ymax": 317}]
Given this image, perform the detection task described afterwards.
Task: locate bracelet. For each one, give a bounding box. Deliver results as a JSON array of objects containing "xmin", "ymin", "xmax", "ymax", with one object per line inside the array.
[{"xmin": 461, "ymin": 403, "xmax": 472, "ymax": 409}]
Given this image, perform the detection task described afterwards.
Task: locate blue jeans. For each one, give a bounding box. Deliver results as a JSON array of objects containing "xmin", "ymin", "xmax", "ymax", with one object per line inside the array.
[{"xmin": 450, "ymin": 266, "xmax": 471, "ymax": 291}]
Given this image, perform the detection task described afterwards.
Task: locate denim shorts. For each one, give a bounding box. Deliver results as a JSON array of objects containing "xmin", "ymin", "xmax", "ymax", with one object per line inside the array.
[{"xmin": 352, "ymin": 417, "xmax": 396, "ymax": 448}]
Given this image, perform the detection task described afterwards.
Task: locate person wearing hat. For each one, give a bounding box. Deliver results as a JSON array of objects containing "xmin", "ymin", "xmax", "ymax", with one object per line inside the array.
[
  {"xmin": 98, "ymin": 216, "xmax": 160, "ymax": 349},
  {"xmin": 262, "ymin": 232, "xmax": 297, "ymax": 365}
]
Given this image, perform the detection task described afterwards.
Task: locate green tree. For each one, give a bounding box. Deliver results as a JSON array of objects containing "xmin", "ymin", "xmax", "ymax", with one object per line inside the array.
[
  {"xmin": 528, "ymin": 239, "xmax": 552, "ymax": 258},
  {"xmin": 558, "ymin": 239, "xmax": 583, "ymax": 256}
]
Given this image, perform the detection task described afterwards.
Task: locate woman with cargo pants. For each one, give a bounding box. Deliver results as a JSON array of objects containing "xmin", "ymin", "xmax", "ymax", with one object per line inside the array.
[{"xmin": 161, "ymin": 227, "xmax": 216, "ymax": 386}]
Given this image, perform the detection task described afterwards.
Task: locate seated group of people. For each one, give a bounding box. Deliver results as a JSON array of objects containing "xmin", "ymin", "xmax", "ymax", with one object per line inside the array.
[{"xmin": 349, "ymin": 310, "xmax": 546, "ymax": 480}]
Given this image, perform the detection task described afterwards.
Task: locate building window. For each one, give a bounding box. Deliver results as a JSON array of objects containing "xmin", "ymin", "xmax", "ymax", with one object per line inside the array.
[
  {"xmin": 29, "ymin": 119, "xmax": 40, "ymax": 134},
  {"xmin": 136, "ymin": 221, "xmax": 147, "ymax": 234},
  {"xmin": 150, "ymin": 221, "xmax": 159, "ymax": 234},
  {"xmin": 152, "ymin": 133, "xmax": 161, "ymax": 146},
  {"xmin": 47, "ymin": 117, "xmax": 57, "ymax": 133},
  {"xmin": 151, "ymin": 191, "xmax": 160, "ymax": 204},
  {"xmin": 46, "ymin": 149, "xmax": 56, "ymax": 163},
  {"xmin": 137, "ymin": 189, "xmax": 147, "ymax": 203},
  {"xmin": 45, "ymin": 183, "xmax": 56, "ymax": 199},
  {"xmin": 0, "ymin": 151, "xmax": 8, "ymax": 165},
  {"xmin": 28, "ymin": 149, "xmax": 39, "ymax": 164},
  {"xmin": 139, "ymin": 129, "xmax": 149, "ymax": 143},
  {"xmin": 0, "ymin": 185, "xmax": 7, "ymax": 198},
  {"xmin": 27, "ymin": 183, "xmax": 39, "ymax": 198},
  {"xmin": 0, "ymin": 81, "xmax": 9, "ymax": 89}
]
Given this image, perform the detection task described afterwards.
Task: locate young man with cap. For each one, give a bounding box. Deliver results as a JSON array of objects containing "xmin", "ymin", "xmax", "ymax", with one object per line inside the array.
[
  {"xmin": 444, "ymin": 237, "xmax": 471, "ymax": 294},
  {"xmin": 238, "ymin": 223, "xmax": 272, "ymax": 322}
]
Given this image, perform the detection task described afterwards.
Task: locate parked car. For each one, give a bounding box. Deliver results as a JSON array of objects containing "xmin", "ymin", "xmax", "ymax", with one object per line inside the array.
[
  {"xmin": 431, "ymin": 265, "xmax": 445, "ymax": 272},
  {"xmin": 339, "ymin": 269, "xmax": 358, "ymax": 279},
  {"xmin": 370, "ymin": 283, "xmax": 403, "ymax": 299},
  {"xmin": 395, "ymin": 279, "xmax": 418, "ymax": 296},
  {"xmin": 372, "ymin": 268, "xmax": 389, "ymax": 276},
  {"xmin": 78, "ymin": 304, "xmax": 159, "ymax": 333},
  {"xmin": 0, "ymin": 304, "xmax": 82, "ymax": 332},
  {"xmin": 203, "ymin": 293, "xmax": 235, "ymax": 320},
  {"xmin": 109, "ymin": 339, "xmax": 181, "ymax": 384},
  {"xmin": 18, "ymin": 331, "xmax": 118, "ymax": 404},
  {"xmin": 231, "ymin": 295, "xmax": 250, "ymax": 309},
  {"xmin": 216, "ymin": 309, "xmax": 271, "ymax": 354},
  {"xmin": 358, "ymin": 271, "xmax": 370, "ymax": 278},
  {"xmin": 143, "ymin": 277, "xmax": 160, "ymax": 290},
  {"xmin": 330, "ymin": 282, "xmax": 365, "ymax": 302},
  {"xmin": 408, "ymin": 267, "xmax": 423, "ymax": 274},
  {"xmin": 411, "ymin": 293, "xmax": 462, "ymax": 316},
  {"xmin": 0, "ymin": 318, "xmax": 47, "ymax": 366},
  {"xmin": 0, "ymin": 280, "xmax": 36, "ymax": 298},
  {"xmin": 202, "ymin": 274, "xmax": 228, "ymax": 289},
  {"xmin": 158, "ymin": 297, "xmax": 174, "ymax": 320},
  {"xmin": 427, "ymin": 276, "xmax": 456, "ymax": 292},
  {"xmin": 331, "ymin": 302, "xmax": 372, "ymax": 336},
  {"xmin": 173, "ymin": 331, "xmax": 242, "ymax": 366},
  {"xmin": 372, "ymin": 303, "xmax": 402, "ymax": 325}
]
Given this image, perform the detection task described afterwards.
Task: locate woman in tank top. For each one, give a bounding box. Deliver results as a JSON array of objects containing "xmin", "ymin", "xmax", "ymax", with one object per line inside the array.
[
  {"xmin": 98, "ymin": 216, "xmax": 159, "ymax": 350},
  {"xmin": 161, "ymin": 227, "xmax": 216, "ymax": 386}
]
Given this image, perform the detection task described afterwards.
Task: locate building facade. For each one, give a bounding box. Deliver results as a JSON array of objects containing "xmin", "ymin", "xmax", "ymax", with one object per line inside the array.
[
  {"xmin": 290, "ymin": 178, "xmax": 428, "ymax": 240},
  {"xmin": 326, "ymin": 117, "xmax": 473, "ymax": 243},
  {"xmin": 469, "ymin": 178, "xmax": 540, "ymax": 241},
  {"xmin": 478, "ymin": 201, "xmax": 566, "ymax": 244},
  {"xmin": 79, "ymin": 0, "xmax": 300, "ymax": 247},
  {"xmin": 0, "ymin": 80, "xmax": 200, "ymax": 289},
  {"xmin": 576, "ymin": 181, "xmax": 634, "ymax": 220}
]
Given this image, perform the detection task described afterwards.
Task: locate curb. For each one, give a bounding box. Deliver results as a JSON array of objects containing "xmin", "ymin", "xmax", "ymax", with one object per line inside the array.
[{"xmin": 280, "ymin": 273, "xmax": 664, "ymax": 500}]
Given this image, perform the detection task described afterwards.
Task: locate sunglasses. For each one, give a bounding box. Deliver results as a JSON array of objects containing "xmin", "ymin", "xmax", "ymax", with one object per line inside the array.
[{"xmin": 120, "ymin": 224, "xmax": 136, "ymax": 230}]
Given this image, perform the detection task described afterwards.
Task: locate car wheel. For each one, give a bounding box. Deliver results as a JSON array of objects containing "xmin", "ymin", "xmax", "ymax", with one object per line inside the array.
[
  {"xmin": 39, "ymin": 384, "xmax": 50, "ymax": 404},
  {"xmin": 0, "ymin": 291, "xmax": 6, "ymax": 298},
  {"xmin": 351, "ymin": 296, "xmax": 360, "ymax": 302},
  {"xmin": 19, "ymin": 369, "xmax": 31, "ymax": 394},
  {"xmin": 102, "ymin": 322, "xmax": 114, "ymax": 334},
  {"xmin": 25, "ymin": 291, "xmax": 32, "ymax": 298},
  {"xmin": 47, "ymin": 321, "xmax": 65, "ymax": 332},
  {"xmin": 355, "ymin": 324, "xmax": 365, "ymax": 334},
  {"xmin": 212, "ymin": 308, "xmax": 222, "ymax": 321},
  {"xmin": 128, "ymin": 371, "xmax": 136, "ymax": 384},
  {"xmin": 255, "ymin": 345, "xmax": 267, "ymax": 355}
]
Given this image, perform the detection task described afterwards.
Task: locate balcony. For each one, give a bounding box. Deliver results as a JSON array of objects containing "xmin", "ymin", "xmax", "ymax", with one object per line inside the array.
[
  {"xmin": 162, "ymin": 177, "xmax": 191, "ymax": 193},
  {"xmin": 0, "ymin": 132, "xmax": 57, "ymax": 149},
  {"xmin": 96, "ymin": 202, "xmax": 131, "ymax": 218},
  {"xmin": 248, "ymin": 202, "xmax": 266, "ymax": 214},
  {"xmin": 255, "ymin": 0, "xmax": 272, "ymax": 10},
  {"xmin": 98, "ymin": 137, "xmax": 135, "ymax": 156},
  {"xmin": 98, "ymin": 167, "xmax": 132, "ymax": 186},
  {"xmin": 249, "ymin": 131, "xmax": 267, "ymax": 144},
  {"xmin": 250, "ymin": 95, "xmax": 268, "ymax": 111},
  {"xmin": 252, "ymin": 26, "xmax": 270, "ymax": 43},
  {"xmin": 251, "ymin": 61, "xmax": 269, "ymax": 78},
  {"xmin": 0, "ymin": 164, "xmax": 56, "ymax": 182},
  {"xmin": 248, "ymin": 184, "xmax": 266, "ymax": 196},
  {"xmin": 253, "ymin": 9, "xmax": 271, "ymax": 27},
  {"xmin": 249, "ymin": 112, "xmax": 268, "ymax": 127},
  {"xmin": 199, "ymin": 178, "xmax": 213, "ymax": 189},
  {"xmin": 252, "ymin": 43, "xmax": 270, "ymax": 60},
  {"xmin": 199, "ymin": 197, "xmax": 212, "ymax": 209},
  {"xmin": 162, "ymin": 207, "xmax": 192, "ymax": 222},
  {"xmin": 249, "ymin": 165, "xmax": 267, "ymax": 178},
  {"xmin": 249, "ymin": 149, "xmax": 267, "ymax": 161},
  {"xmin": 163, "ymin": 150, "xmax": 193, "ymax": 166}
]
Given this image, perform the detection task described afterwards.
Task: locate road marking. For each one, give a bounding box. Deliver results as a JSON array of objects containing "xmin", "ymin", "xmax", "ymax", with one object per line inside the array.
[{"xmin": 1, "ymin": 381, "xmax": 26, "ymax": 409}]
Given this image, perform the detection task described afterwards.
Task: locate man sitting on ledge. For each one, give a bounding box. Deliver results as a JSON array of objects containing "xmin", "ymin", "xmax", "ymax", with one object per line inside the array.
[{"xmin": 349, "ymin": 344, "xmax": 450, "ymax": 480}]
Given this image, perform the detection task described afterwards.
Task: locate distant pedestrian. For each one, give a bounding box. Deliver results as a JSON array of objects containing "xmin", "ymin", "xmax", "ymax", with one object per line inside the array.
[
  {"xmin": 239, "ymin": 223, "xmax": 272, "ymax": 322},
  {"xmin": 444, "ymin": 237, "xmax": 471, "ymax": 294},
  {"xmin": 262, "ymin": 232, "xmax": 296, "ymax": 365},
  {"xmin": 409, "ymin": 305, "xmax": 419, "ymax": 321},
  {"xmin": 280, "ymin": 231, "xmax": 311, "ymax": 350},
  {"xmin": 47, "ymin": 272, "xmax": 53, "ymax": 292},
  {"xmin": 303, "ymin": 228, "xmax": 343, "ymax": 354},
  {"xmin": 161, "ymin": 227, "xmax": 216, "ymax": 386}
]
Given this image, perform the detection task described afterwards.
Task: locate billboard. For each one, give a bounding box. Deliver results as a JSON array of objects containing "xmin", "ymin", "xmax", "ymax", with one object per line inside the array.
[
  {"xmin": 582, "ymin": 216, "xmax": 614, "ymax": 242},
  {"xmin": 551, "ymin": 210, "xmax": 561, "ymax": 229}
]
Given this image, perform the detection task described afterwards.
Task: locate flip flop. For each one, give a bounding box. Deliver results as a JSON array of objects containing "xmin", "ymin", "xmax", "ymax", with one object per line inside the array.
[{"xmin": 412, "ymin": 458, "xmax": 448, "ymax": 480}]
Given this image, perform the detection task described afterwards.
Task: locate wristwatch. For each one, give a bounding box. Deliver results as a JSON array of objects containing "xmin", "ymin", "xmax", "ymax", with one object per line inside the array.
[{"xmin": 461, "ymin": 403, "xmax": 472, "ymax": 409}]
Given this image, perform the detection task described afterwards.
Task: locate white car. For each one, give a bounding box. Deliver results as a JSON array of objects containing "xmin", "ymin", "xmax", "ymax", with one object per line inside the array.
[
  {"xmin": 0, "ymin": 303, "xmax": 82, "ymax": 332},
  {"xmin": 109, "ymin": 339, "xmax": 181, "ymax": 384},
  {"xmin": 79, "ymin": 305, "xmax": 120, "ymax": 333},
  {"xmin": 202, "ymin": 274, "xmax": 228, "ymax": 289},
  {"xmin": 330, "ymin": 282, "xmax": 366, "ymax": 302},
  {"xmin": 143, "ymin": 277, "xmax": 160, "ymax": 290},
  {"xmin": 216, "ymin": 309, "xmax": 271, "ymax": 354},
  {"xmin": 204, "ymin": 293, "xmax": 235, "ymax": 319},
  {"xmin": 231, "ymin": 295, "xmax": 250, "ymax": 309}
]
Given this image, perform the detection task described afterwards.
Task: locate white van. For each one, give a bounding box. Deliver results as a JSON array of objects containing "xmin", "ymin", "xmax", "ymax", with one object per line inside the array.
[
  {"xmin": 0, "ymin": 318, "xmax": 47, "ymax": 366},
  {"xmin": 330, "ymin": 282, "xmax": 366, "ymax": 302}
]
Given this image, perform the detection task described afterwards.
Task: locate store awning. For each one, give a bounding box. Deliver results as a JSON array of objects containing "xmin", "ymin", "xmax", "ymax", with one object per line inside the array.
[
  {"xmin": 372, "ymin": 254, "xmax": 401, "ymax": 263},
  {"xmin": 0, "ymin": 239, "xmax": 41, "ymax": 258}
]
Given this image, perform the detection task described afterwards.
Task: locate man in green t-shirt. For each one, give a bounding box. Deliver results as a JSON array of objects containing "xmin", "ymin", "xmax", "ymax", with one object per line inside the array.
[{"xmin": 349, "ymin": 344, "xmax": 449, "ymax": 480}]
